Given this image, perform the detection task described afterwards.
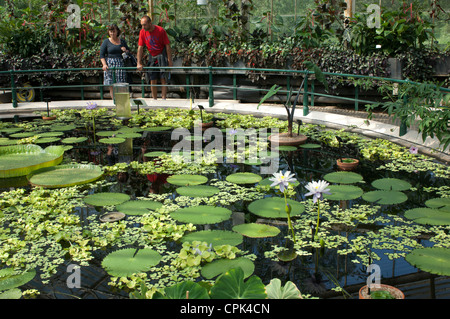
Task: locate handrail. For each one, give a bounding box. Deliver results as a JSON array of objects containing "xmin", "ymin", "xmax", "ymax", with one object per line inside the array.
[{"xmin": 1, "ymin": 65, "xmax": 449, "ymax": 136}]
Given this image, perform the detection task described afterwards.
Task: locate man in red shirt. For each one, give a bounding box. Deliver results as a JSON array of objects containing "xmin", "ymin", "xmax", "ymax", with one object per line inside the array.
[{"xmin": 137, "ymin": 16, "xmax": 173, "ymax": 100}]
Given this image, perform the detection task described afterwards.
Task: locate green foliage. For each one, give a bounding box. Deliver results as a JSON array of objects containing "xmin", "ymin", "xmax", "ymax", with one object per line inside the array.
[
  {"xmin": 370, "ymin": 290, "xmax": 395, "ymax": 299},
  {"xmin": 367, "ymin": 81, "xmax": 450, "ymax": 150},
  {"xmin": 348, "ymin": 2, "xmax": 435, "ymax": 56},
  {"xmin": 210, "ymin": 267, "xmax": 266, "ymax": 299},
  {"xmin": 171, "ymin": 241, "xmax": 240, "ymax": 270}
]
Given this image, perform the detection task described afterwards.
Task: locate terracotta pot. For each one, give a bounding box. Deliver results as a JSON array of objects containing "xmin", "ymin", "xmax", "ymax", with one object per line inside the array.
[
  {"xmin": 268, "ymin": 132, "xmax": 307, "ymax": 147},
  {"xmin": 199, "ymin": 121, "xmax": 213, "ymax": 131},
  {"xmin": 336, "ymin": 158, "xmax": 359, "ymax": 171},
  {"xmin": 359, "ymin": 284, "xmax": 405, "ymax": 299},
  {"xmin": 42, "ymin": 116, "xmax": 56, "ymax": 121}
]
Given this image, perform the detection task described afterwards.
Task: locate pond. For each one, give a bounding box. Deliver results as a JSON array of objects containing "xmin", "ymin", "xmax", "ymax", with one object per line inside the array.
[{"xmin": 0, "ymin": 106, "xmax": 449, "ymax": 299}]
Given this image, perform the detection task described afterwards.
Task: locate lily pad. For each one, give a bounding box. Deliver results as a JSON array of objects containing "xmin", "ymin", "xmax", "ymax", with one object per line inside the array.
[
  {"xmin": 180, "ymin": 230, "xmax": 243, "ymax": 247},
  {"xmin": 299, "ymin": 143, "xmax": 321, "ymax": 149},
  {"xmin": 405, "ymin": 207, "xmax": 450, "ymax": 225},
  {"xmin": 371, "ymin": 178, "xmax": 411, "ymax": 191},
  {"xmin": 170, "ymin": 206, "xmax": 232, "ymax": 224},
  {"xmin": 37, "ymin": 131, "xmax": 64, "ymax": 137},
  {"xmin": 0, "ymin": 144, "xmax": 64, "ymax": 178},
  {"xmin": 167, "ymin": 174, "xmax": 208, "ymax": 186},
  {"xmin": 248, "ymin": 197, "xmax": 305, "ymax": 219},
  {"xmin": 34, "ymin": 137, "xmax": 61, "ymax": 144},
  {"xmin": 102, "ymin": 248, "xmax": 162, "ymax": 277},
  {"xmin": 144, "ymin": 151, "xmax": 166, "ymax": 158},
  {"xmin": 362, "ymin": 190, "xmax": 408, "ymax": 205},
  {"xmin": 201, "ymin": 257, "xmax": 255, "ymax": 280},
  {"xmin": 98, "ymin": 137, "xmax": 126, "ymax": 144},
  {"xmin": 323, "ymin": 171, "xmax": 363, "ymax": 184},
  {"xmin": 232, "ymin": 223, "xmax": 280, "ymax": 238},
  {"xmin": 406, "ymin": 247, "xmax": 450, "ymax": 276},
  {"xmin": 0, "ymin": 139, "xmax": 17, "ymax": 146},
  {"xmin": 61, "ymin": 137, "xmax": 88, "ymax": 144},
  {"xmin": 425, "ymin": 198, "xmax": 450, "ymax": 212},
  {"xmin": 84, "ymin": 192, "xmax": 130, "ymax": 206},
  {"xmin": 176, "ymin": 185, "xmax": 220, "ymax": 197},
  {"xmin": 28, "ymin": 164, "xmax": 103, "ymax": 188},
  {"xmin": 323, "ymin": 185, "xmax": 364, "ymax": 201},
  {"xmin": 96, "ymin": 131, "xmax": 118, "ymax": 137},
  {"xmin": 50, "ymin": 124, "xmax": 76, "ymax": 131},
  {"xmin": 117, "ymin": 132, "xmax": 142, "ymax": 139},
  {"xmin": 226, "ymin": 172, "xmax": 262, "ymax": 185},
  {"xmin": 9, "ymin": 132, "xmax": 36, "ymax": 138},
  {"xmin": 116, "ymin": 200, "xmax": 163, "ymax": 215}
]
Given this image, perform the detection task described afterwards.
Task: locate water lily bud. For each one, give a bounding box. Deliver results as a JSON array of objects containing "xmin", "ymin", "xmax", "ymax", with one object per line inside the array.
[{"xmin": 285, "ymin": 203, "xmax": 291, "ymax": 214}]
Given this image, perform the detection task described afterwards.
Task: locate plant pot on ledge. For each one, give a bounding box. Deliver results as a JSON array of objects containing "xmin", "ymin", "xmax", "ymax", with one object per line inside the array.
[
  {"xmin": 42, "ymin": 115, "xmax": 56, "ymax": 121},
  {"xmin": 359, "ymin": 284, "xmax": 405, "ymax": 299},
  {"xmin": 199, "ymin": 121, "xmax": 213, "ymax": 131},
  {"xmin": 336, "ymin": 158, "xmax": 359, "ymax": 171},
  {"xmin": 268, "ymin": 132, "xmax": 307, "ymax": 147}
]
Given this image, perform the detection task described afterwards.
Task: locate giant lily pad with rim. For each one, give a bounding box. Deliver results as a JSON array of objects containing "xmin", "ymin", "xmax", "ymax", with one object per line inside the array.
[
  {"xmin": 27, "ymin": 164, "xmax": 103, "ymax": 188},
  {"xmin": 0, "ymin": 144, "xmax": 64, "ymax": 178}
]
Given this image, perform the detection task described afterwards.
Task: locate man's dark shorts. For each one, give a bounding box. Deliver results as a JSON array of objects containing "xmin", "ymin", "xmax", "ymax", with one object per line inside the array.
[{"xmin": 147, "ymin": 59, "xmax": 164, "ymax": 81}]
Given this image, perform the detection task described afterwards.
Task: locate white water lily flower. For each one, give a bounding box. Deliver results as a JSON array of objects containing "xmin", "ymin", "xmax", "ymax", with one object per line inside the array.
[
  {"xmin": 269, "ymin": 170, "xmax": 297, "ymax": 193},
  {"xmin": 305, "ymin": 180, "xmax": 331, "ymax": 203}
]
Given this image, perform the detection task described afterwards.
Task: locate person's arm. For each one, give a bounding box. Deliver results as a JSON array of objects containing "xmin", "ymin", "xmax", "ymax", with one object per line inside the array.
[
  {"xmin": 100, "ymin": 40, "xmax": 109, "ymax": 71},
  {"xmin": 137, "ymin": 45, "xmax": 144, "ymax": 71},
  {"xmin": 165, "ymin": 44, "xmax": 173, "ymax": 67}
]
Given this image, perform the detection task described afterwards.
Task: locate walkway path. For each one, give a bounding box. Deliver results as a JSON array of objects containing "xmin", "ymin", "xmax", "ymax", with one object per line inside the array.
[{"xmin": 0, "ymin": 97, "xmax": 448, "ymax": 163}]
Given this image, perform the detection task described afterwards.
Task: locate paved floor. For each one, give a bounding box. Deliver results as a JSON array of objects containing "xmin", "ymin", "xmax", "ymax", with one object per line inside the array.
[{"xmin": 0, "ymin": 97, "xmax": 448, "ymax": 163}]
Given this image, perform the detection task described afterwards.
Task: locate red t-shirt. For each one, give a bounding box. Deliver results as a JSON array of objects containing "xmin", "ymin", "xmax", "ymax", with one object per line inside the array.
[{"xmin": 138, "ymin": 25, "xmax": 170, "ymax": 57}]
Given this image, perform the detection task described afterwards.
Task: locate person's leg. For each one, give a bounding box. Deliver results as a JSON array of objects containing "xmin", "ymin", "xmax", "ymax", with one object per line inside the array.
[
  {"xmin": 150, "ymin": 79, "xmax": 158, "ymax": 99},
  {"xmin": 109, "ymin": 86, "xmax": 113, "ymax": 99},
  {"xmin": 161, "ymin": 77, "xmax": 167, "ymax": 99}
]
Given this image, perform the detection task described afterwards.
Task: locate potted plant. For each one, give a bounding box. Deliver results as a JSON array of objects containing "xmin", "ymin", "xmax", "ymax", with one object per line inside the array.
[
  {"xmin": 41, "ymin": 97, "xmax": 56, "ymax": 120},
  {"xmin": 335, "ymin": 136, "xmax": 359, "ymax": 171},
  {"xmin": 258, "ymin": 62, "xmax": 328, "ymax": 146},
  {"xmin": 197, "ymin": 105, "xmax": 213, "ymax": 131},
  {"xmin": 359, "ymin": 284, "xmax": 405, "ymax": 299}
]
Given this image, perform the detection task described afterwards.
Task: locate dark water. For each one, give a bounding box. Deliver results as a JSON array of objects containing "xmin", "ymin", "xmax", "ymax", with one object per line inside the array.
[{"xmin": 1, "ymin": 126, "xmax": 448, "ymax": 299}]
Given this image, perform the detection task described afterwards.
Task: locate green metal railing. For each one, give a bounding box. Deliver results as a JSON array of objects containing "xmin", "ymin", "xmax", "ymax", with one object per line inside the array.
[{"xmin": 1, "ymin": 65, "xmax": 449, "ymax": 136}]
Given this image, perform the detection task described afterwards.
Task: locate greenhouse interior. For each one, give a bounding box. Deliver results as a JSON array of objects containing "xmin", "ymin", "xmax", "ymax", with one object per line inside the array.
[{"xmin": 0, "ymin": 0, "xmax": 449, "ymax": 303}]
